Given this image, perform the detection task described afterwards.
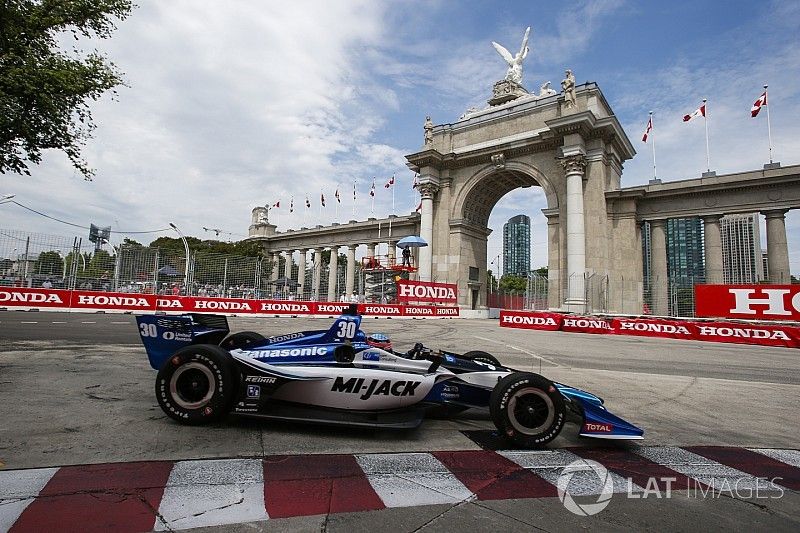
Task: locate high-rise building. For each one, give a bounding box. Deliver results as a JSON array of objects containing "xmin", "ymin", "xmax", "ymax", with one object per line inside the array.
[
  {"xmin": 641, "ymin": 218, "xmax": 705, "ymax": 283},
  {"xmin": 720, "ymin": 213, "xmax": 764, "ymax": 283},
  {"xmin": 503, "ymin": 214, "xmax": 530, "ymax": 277}
]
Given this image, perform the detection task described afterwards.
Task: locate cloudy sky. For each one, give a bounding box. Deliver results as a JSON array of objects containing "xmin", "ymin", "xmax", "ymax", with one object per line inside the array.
[{"xmin": 4, "ymin": 0, "xmax": 800, "ymax": 272}]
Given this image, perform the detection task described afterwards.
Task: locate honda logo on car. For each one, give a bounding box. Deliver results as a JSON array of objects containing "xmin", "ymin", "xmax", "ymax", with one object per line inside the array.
[
  {"xmin": 331, "ymin": 376, "xmax": 421, "ymax": 400},
  {"xmin": 0, "ymin": 290, "xmax": 63, "ymax": 304}
]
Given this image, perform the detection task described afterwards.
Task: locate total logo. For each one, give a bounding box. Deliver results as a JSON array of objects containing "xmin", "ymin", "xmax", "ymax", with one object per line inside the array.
[{"xmin": 583, "ymin": 422, "xmax": 613, "ymax": 433}]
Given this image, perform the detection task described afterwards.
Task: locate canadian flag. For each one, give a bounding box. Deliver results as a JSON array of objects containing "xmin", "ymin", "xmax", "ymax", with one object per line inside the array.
[
  {"xmin": 683, "ymin": 104, "xmax": 705, "ymax": 122},
  {"xmin": 369, "ymin": 180, "xmax": 375, "ymax": 197},
  {"xmin": 272, "ymin": 201, "xmax": 280, "ymax": 208},
  {"xmin": 384, "ymin": 175, "xmax": 395, "ymax": 188},
  {"xmin": 415, "ymin": 201, "xmax": 422, "ymax": 212},
  {"xmin": 412, "ymin": 174, "xmax": 419, "ymax": 189},
  {"xmin": 642, "ymin": 116, "xmax": 653, "ymax": 143},
  {"xmin": 335, "ymin": 188, "xmax": 341, "ymax": 203},
  {"xmin": 751, "ymin": 90, "xmax": 767, "ymax": 117}
]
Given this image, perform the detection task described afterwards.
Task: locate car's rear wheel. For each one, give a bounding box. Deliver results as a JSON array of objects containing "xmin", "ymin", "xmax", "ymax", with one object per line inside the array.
[
  {"xmin": 462, "ymin": 350, "xmax": 501, "ymax": 367},
  {"xmin": 156, "ymin": 345, "xmax": 238, "ymax": 425},
  {"xmin": 489, "ymin": 372, "xmax": 565, "ymax": 448},
  {"xmin": 220, "ymin": 331, "xmax": 266, "ymax": 350}
]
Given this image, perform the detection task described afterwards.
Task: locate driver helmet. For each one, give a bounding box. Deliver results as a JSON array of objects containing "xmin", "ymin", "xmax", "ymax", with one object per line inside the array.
[{"xmin": 366, "ymin": 333, "xmax": 392, "ymax": 350}]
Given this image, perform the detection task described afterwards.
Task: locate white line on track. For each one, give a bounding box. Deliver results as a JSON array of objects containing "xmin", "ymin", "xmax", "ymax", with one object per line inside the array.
[
  {"xmin": 20, "ymin": 321, "xmax": 38, "ymax": 324},
  {"xmin": 110, "ymin": 321, "xmax": 130, "ymax": 324},
  {"xmin": 80, "ymin": 321, "xmax": 96, "ymax": 324},
  {"xmin": 51, "ymin": 321, "xmax": 66, "ymax": 324},
  {"xmin": 472, "ymin": 335, "xmax": 560, "ymax": 367}
]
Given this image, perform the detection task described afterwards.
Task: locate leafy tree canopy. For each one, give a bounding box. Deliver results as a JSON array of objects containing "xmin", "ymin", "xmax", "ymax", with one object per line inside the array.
[
  {"xmin": 499, "ymin": 274, "xmax": 527, "ymax": 293},
  {"xmin": 0, "ymin": 0, "xmax": 135, "ymax": 180}
]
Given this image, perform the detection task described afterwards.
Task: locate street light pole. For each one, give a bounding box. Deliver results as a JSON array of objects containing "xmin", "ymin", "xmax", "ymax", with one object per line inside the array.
[{"xmin": 169, "ymin": 222, "xmax": 191, "ymax": 293}]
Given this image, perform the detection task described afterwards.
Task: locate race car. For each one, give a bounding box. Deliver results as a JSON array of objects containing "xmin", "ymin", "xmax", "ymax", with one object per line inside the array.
[{"xmin": 136, "ymin": 306, "xmax": 643, "ymax": 448}]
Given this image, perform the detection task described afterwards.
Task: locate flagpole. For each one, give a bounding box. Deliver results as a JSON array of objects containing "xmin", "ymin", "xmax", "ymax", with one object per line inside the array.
[
  {"xmin": 318, "ymin": 190, "xmax": 322, "ymax": 225},
  {"xmin": 650, "ymin": 111, "xmax": 657, "ymax": 180},
  {"xmin": 764, "ymin": 85, "xmax": 773, "ymax": 164},
  {"xmin": 703, "ymin": 98, "xmax": 710, "ymax": 172},
  {"xmin": 370, "ymin": 179, "xmax": 375, "ymax": 217},
  {"xmin": 352, "ymin": 180, "xmax": 356, "ymax": 219},
  {"xmin": 336, "ymin": 184, "xmax": 340, "ymax": 222}
]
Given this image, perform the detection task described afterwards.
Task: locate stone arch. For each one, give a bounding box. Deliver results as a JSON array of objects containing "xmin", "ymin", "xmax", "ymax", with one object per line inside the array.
[{"xmin": 451, "ymin": 160, "xmax": 558, "ymax": 228}]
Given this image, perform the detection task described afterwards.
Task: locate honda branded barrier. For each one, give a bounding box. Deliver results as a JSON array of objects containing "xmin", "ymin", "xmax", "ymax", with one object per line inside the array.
[
  {"xmin": 0, "ymin": 287, "xmax": 459, "ymax": 317},
  {"xmin": 696, "ymin": 284, "xmax": 800, "ymax": 321},
  {"xmin": 396, "ymin": 279, "xmax": 458, "ymax": 305},
  {"xmin": 499, "ymin": 310, "xmax": 800, "ymax": 349}
]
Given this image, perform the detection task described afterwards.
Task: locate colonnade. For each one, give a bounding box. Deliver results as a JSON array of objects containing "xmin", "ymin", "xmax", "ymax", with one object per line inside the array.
[{"xmin": 268, "ymin": 241, "xmax": 403, "ymax": 300}]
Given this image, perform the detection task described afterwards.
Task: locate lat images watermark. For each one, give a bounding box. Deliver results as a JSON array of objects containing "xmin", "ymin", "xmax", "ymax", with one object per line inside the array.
[{"xmin": 556, "ymin": 459, "xmax": 785, "ymax": 517}]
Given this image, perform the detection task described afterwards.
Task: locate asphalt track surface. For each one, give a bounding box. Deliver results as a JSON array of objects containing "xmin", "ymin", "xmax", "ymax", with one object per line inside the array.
[{"xmin": 1, "ymin": 311, "xmax": 799, "ymax": 531}]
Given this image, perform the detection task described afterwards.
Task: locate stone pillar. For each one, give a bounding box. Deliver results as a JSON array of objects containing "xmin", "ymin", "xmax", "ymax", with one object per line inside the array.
[
  {"xmin": 388, "ymin": 241, "xmax": 396, "ymax": 266},
  {"xmin": 366, "ymin": 243, "xmax": 376, "ymax": 265},
  {"xmin": 649, "ymin": 219, "xmax": 668, "ymax": 316},
  {"xmin": 296, "ymin": 249, "xmax": 307, "ymax": 298},
  {"xmin": 327, "ymin": 247, "xmax": 339, "ymax": 301},
  {"xmin": 270, "ymin": 252, "xmax": 280, "ymax": 282},
  {"xmin": 561, "ymin": 155, "xmax": 587, "ymax": 307},
  {"xmin": 345, "ymin": 244, "xmax": 357, "ymax": 297},
  {"xmin": 764, "ymin": 209, "xmax": 790, "ymax": 284},
  {"xmin": 418, "ymin": 183, "xmax": 439, "ymax": 282},
  {"xmin": 702, "ymin": 215, "xmax": 723, "ymax": 284},
  {"xmin": 312, "ymin": 249, "xmax": 322, "ymax": 300},
  {"xmin": 543, "ymin": 210, "xmax": 560, "ymax": 309},
  {"xmin": 282, "ymin": 251, "xmax": 292, "ymax": 299}
]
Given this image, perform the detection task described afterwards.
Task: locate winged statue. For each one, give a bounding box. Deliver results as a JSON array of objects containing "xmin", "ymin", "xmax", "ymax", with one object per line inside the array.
[{"xmin": 491, "ymin": 26, "xmax": 530, "ymax": 84}]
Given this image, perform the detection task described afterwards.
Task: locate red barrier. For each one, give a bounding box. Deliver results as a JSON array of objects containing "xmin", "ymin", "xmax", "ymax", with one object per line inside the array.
[
  {"xmin": 0, "ymin": 287, "xmax": 459, "ymax": 317},
  {"xmin": 695, "ymin": 284, "xmax": 800, "ymax": 321},
  {"xmin": 396, "ymin": 280, "xmax": 458, "ymax": 304},
  {"xmin": 500, "ymin": 310, "xmax": 800, "ymax": 349}
]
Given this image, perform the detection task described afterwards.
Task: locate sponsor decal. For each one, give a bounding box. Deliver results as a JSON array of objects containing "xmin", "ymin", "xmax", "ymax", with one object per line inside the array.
[
  {"xmin": 502, "ymin": 315, "xmax": 558, "ymax": 326},
  {"xmin": 317, "ymin": 303, "xmax": 351, "ymax": 313},
  {"xmin": 697, "ymin": 326, "xmax": 789, "ymax": 340},
  {"xmin": 362, "ymin": 351, "xmax": 380, "ymax": 361},
  {"xmin": 246, "ymin": 385, "xmax": 261, "ymax": 399},
  {"xmin": 156, "ymin": 298, "xmax": 183, "ymax": 308},
  {"xmin": 441, "ymin": 383, "xmax": 460, "ymax": 400},
  {"xmin": 76, "ymin": 295, "xmax": 150, "ymax": 307},
  {"xmin": 696, "ymin": 284, "xmax": 800, "ymax": 321},
  {"xmin": 617, "ymin": 321, "xmax": 691, "ymax": 335},
  {"xmin": 260, "ymin": 302, "xmax": 312, "ymax": 313},
  {"xmin": 267, "ymin": 332, "xmax": 304, "ymax": 343},
  {"xmin": 330, "ymin": 376, "xmax": 421, "ymax": 400},
  {"xmin": 245, "ymin": 376, "xmax": 277, "ymax": 384},
  {"xmin": 396, "ymin": 280, "xmax": 458, "ymax": 304},
  {"xmin": 249, "ymin": 346, "xmax": 328, "ymax": 358},
  {"xmin": 363, "ymin": 305, "xmax": 401, "ymax": 315},
  {"xmin": 0, "ymin": 290, "xmax": 64, "ymax": 304},
  {"xmin": 194, "ymin": 299, "xmax": 252, "ymax": 311},
  {"xmin": 435, "ymin": 307, "xmax": 459, "ymax": 316},
  {"xmin": 583, "ymin": 422, "xmax": 613, "ymax": 433},
  {"xmin": 161, "ymin": 331, "xmax": 192, "ymax": 342},
  {"xmin": 444, "ymin": 355, "xmax": 455, "ymax": 363},
  {"xmin": 562, "ymin": 317, "xmax": 614, "ymax": 331},
  {"xmin": 405, "ymin": 306, "xmax": 434, "ymax": 315}
]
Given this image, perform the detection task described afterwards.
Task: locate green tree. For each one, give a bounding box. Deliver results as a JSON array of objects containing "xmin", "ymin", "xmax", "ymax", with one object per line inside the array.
[
  {"xmin": 0, "ymin": 0, "xmax": 135, "ymax": 180},
  {"xmin": 499, "ymin": 274, "xmax": 527, "ymax": 294},
  {"xmin": 533, "ymin": 266, "xmax": 548, "ymax": 277},
  {"xmin": 35, "ymin": 250, "xmax": 63, "ymax": 276}
]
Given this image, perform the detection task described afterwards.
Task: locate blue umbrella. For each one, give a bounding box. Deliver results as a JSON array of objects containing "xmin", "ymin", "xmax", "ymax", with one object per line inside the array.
[{"xmin": 396, "ymin": 236, "xmax": 428, "ymax": 249}]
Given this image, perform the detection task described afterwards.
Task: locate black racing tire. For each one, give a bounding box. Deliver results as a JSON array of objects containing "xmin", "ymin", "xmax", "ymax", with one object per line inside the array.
[
  {"xmin": 489, "ymin": 372, "xmax": 566, "ymax": 448},
  {"xmin": 219, "ymin": 331, "xmax": 266, "ymax": 350},
  {"xmin": 462, "ymin": 350, "xmax": 501, "ymax": 367},
  {"xmin": 155, "ymin": 345, "xmax": 238, "ymax": 425}
]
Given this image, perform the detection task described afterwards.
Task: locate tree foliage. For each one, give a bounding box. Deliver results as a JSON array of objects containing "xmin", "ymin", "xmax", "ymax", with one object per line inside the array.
[
  {"xmin": 0, "ymin": 0, "xmax": 135, "ymax": 180},
  {"xmin": 499, "ymin": 274, "xmax": 527, "ymax": 294}
]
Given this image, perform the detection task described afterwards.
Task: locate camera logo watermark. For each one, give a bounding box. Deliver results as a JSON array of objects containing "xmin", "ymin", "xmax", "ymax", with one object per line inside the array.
[{"xmin": 556, "ymin": 459, "xmax": 614, "ymax": 516}]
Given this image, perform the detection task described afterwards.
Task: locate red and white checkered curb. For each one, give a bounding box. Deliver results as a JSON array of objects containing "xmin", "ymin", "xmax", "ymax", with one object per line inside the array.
[{"xmin": 1, "ymin": 446, "xmax": 798, "ymax": 532}]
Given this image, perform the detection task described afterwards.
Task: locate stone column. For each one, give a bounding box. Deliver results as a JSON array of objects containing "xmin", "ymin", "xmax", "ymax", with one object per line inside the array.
[
  {"xmin": 649, "ymin": 219, "xmax": 668, "ymax": 316},
  {"xmin": 327, "ymin": 247, "xmax": 339, "ymax": 301},
  {"xmin": 312, "ymin": 249, "xmax": 322, "ymax": 300},
  {"xmin": 764, "ymin": 209, "xmax": 790, "ymax": 284},
  {"xmin": 282, "ymin": 251, "xmax": 292, "ymax": 299},
  {"xmin": 702, "ymin": 215, "xmax": 723, "ymax": 284},
  {"xmin": 345, "ymin": 244, "xmax": 357, "ymax": 297},
  {"xmin": 296, "ymin": 249, "xmax": 307, "ymax": 298},
  {"xmin": 561, "ymin": 155, "xmax": 587, "ymax": 308},
  {"xmin": 387, "ymin": 241, "xmax": 396, "ymax": 266},
  {"xmin": 270, "ymin": 252, "xmax": 280, "ymax": 282},
  {"xmin": 418, "ymin": 183, "xmax": 439, "ymax": 282},
  {"xmin": 366, "ymin": 243, "xmax": 376, "ymax": 261}
]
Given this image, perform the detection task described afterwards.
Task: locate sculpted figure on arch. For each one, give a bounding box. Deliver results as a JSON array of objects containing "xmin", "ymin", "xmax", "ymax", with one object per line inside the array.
[{"xmin": 491, "ymin": 26, "xmax": 531, "ymax": 85}]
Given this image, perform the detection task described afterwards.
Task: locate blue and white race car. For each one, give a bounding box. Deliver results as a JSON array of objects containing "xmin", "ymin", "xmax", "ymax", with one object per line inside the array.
[{"xmin": 136, "ymin": 306, "xmax": 643, "ymax": 448}]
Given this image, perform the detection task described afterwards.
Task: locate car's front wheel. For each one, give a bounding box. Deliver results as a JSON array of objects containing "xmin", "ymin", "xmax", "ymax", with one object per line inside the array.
[
  {"xmin": 489, "ymin": 372, "xmax": 566, "ymax": 448},
  {"xmin": 462, "ymin": 350, "xmax": 501, "ymax": 367},
  {"xmin": 156, "ymin": 345, "xmax": 238, "ymax": 425}
]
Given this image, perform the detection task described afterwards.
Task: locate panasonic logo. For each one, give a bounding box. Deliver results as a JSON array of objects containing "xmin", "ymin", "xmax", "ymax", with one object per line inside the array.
[
  {"xmin": 0, "ymin": 291, "xmax": 64, "ymax": 304},
  {"xmin": 250, "ymin": 346, "xmax": 328, "ymax": 358},
  {"xmin": 501, "ymin": 315, "xmax": 557, "ymax": 326}
]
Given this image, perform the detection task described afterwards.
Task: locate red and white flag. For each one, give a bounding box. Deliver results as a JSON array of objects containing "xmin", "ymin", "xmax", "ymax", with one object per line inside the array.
[
  {"xmin": 683, "ymin": 104, "xmax": 705, "ymax": 122},
  {"xmin": 384, "ymin": 175, "xmax": 395, "ymax": 188},
  {"xmin": 642, "ymin": 116, "xmax": 653, "ymax": 142},
  {"xmin": 320, "ymin": 193, "xmax": 325, "ymax": 207},
  {"xmin": 751, "ymin": 90, "xmax": 767, "ymax": 117},
  {"xmin": 272, "ymin": 201, "xmax": 280, "ymax": 208},
  {"xmin": 335, "ymin": 188, "xmax": 341, "ymax": 203},
  {"xmin": 415, "ymin": 201, "xmax": 422, "ymax": 212},
  {"xmin": 412, "ymin": 174, "xmax": 419, "ymax": 189},
  {"xmin": 369, "ymin": 179, "xmax": 375, "ymax": 197}
]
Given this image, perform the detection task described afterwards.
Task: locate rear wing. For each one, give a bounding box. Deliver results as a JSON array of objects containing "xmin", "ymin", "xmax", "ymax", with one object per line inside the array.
[{"xmin": 136, "ymin": 314, "xmax": 230, "ymax": 369}]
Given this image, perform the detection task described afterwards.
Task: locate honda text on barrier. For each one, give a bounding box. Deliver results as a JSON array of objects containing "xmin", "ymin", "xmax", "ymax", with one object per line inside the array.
[{"xmin": 136, "ymin": 305, "xmax": 643, "ymax": 447}]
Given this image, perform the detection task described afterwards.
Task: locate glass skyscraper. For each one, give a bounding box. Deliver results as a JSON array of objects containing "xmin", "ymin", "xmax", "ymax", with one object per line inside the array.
[{"xmin": 503, "ymin": 215, "xmax": 531, "ymax": 277}]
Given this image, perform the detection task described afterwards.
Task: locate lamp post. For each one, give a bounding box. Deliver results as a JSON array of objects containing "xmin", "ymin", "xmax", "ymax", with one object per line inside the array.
[{"xmin": 169, "ymin": 222, "xmax": 191, "ymax": 293}]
